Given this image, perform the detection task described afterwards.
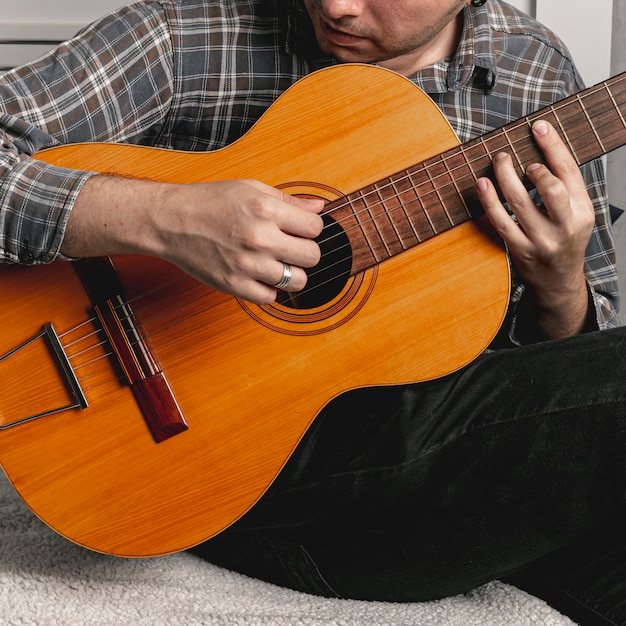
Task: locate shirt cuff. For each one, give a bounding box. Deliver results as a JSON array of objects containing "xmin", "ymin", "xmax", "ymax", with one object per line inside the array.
[{"xmin": 0, "ymin": 158, "xmax": 96, "ymax": 264}]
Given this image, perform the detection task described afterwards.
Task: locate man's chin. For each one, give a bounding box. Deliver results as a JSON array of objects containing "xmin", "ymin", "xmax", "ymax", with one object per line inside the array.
[{"xmin": 316, "ymin": 40, "xmax": 379, "ymax": 64}]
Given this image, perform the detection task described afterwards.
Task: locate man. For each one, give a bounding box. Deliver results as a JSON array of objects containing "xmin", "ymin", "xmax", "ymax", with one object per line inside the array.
[{"xmin": 0, "ymin": 1, "xmax": 624, "ymax": 623}]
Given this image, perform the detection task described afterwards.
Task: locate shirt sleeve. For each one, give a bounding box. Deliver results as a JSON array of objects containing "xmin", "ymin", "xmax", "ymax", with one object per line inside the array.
[
  {"xmin": 579, "ymin": 158, "xmax": 621, "ymax": 329},
  {"xmin": 0, "ymin": 134, "xmax": 94, "ymax": 263},
  {"xmin": 0, "ymin": 1, "xmax": 174, "ymax": 265}
]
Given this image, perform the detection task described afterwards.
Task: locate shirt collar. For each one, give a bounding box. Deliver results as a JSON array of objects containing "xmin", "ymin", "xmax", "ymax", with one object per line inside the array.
[
  {"xmin": 411, "ymin": 4, "xmax": 497, "ymax": 94},
  {"xmin": 282, "ymin": 1, "xmax": 497, "ymax": 92}
]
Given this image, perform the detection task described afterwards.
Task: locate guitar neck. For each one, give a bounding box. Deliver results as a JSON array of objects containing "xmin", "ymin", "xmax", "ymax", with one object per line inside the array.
[{"xmin": 340, "ymin": 72, "xmax": 626, "ymax": 274}]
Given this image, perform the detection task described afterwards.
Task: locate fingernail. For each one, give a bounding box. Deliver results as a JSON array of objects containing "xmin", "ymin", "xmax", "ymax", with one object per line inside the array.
[
  {"xmin": 476, "ymin": 178, "xmax": 489, "ymax": 192},
  {"xmin": 303, "ymin": 197, "xmax": 324, "ymax": 206},
  {"xmin": 533, "ymin": 120, "xmax": 549, "ymax": 135},
  {"xmin": 526, "ymin": 163, "xmax": 541, "ymax": 174}
]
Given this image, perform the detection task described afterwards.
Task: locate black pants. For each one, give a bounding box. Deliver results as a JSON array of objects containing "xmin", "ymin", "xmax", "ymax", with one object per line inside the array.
[{"xmin": 191, "ymin": 327, "xmax": 626, "ymax": 625}]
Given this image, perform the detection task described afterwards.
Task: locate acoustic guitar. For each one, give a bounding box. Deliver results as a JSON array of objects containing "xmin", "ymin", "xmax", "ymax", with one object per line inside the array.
[{"xmin": 0, "ymin": 64, "xmax": 622, "ymax": 557}]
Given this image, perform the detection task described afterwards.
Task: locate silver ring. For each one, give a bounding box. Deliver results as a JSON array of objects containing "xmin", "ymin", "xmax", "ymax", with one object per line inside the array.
[{"xmin": 273, "ymin": 262, "xmax": 293, "ymax": 289}]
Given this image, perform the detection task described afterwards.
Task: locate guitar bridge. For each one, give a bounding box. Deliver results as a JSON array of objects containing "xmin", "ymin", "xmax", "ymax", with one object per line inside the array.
[
  {"xmin": 75, "ymin": 258, "xmax": 188, "ymax": 443},
  {"xmin": 0, "ymin": 323, "xmax": 88, "ymax": 429}
]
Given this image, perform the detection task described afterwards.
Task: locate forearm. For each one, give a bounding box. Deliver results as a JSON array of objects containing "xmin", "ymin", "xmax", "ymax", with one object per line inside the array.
[{"xmin": 60, "ymin": 174, "xmax": 174, "ymax": 259}]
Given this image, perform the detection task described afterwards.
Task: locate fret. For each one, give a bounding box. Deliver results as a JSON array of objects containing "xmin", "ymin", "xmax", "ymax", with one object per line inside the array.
[
  {"xmin": 347, "ymin": 188, "xmax": 384, "ymax": 263},
  {"xmin": 500, "ymin": 119, "xmax": 541, "ymax": 177},
  {"xmin": 577, "ymin": 93, "xmax": 606, "ymax": 154},
  {"xmin": 342, "ymin": 182, "xmax": 412, "ymax": 266},
  {"xmin": 409, "ymin": 160, "xmax": 453, "ymax": 232},
  {"xmin": 376, "ymin": 178, "xmax": 414, "ymax": 251},
  {"xmin": 389, "ymin": 169, "xmax": 438, "ymax": 241},
  {"xmin": 606, "ymin": 79, "xmax": 626, "ymax": 134},
  {"xmin": 461, "ymin": 139, "xmax": 493, "ymax": 182},
  {"xmin": 424, "ymin": 158, "xmax": 454, "ymax": 226},
  {"xmin": 361, "ymin": 183, "xmax": 406, "ymax": 258},
  {"xmin": 385, "ymin": 176, "xmax": 421, "ymax": 246},
  {"xmin": 501, "ymin": 125, "xmax": 525, "ymax": 174},
  {"xmin": 440, "ymin": 148, "xmax": 473, "ymax": 221},
  {"xmin": 326, "ymin": 194, "xmax": 377, "ymax": 271},
  {"xmin": 530, "ymin": 107, "xmax": 559, "ymax": 130},
  {"xmin": 544, "ymin": 81, "xmax": 625, "ymax": 165},
  {"xmin": 550, "ymin": 101, "xmax": 586, "ymax": 164},
  {"xmin": 513, "ymin": 112, "xmax": 559, "ymax": 174},
  {"xmin": 481, "ymin": 130, "xmax": 514, "ymax": 172},
  {"xmin": 479, "ymin": 126, "xmax": 535, "ymax": 182},
  {"xmin": 592, "ymin": 78, "xmax": 626, "ymax": 154}
]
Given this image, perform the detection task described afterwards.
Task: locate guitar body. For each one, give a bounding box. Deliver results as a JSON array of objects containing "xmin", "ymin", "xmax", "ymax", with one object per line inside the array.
[{"xmin": 0, "ymin": 64, "xmax": 509, "ymax": 556}]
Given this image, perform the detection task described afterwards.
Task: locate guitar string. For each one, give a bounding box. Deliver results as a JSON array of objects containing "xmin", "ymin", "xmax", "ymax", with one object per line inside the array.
[
  {"xmin": 105, "ymin": 83, "xmax": 618, "ymax": 329},
  {"xmin": 60, "ymin": 151, "xmax": 625, "ymax": 390},
  {"xmin": 60, "ymin": 274, "xmax": 207, "ymax": 351},
  {"xmin": 278, "ymin": 78, "xmax": 626, "ymax": 292},
  {"xmin": 60, "ymin": 82, "xmax": 624, "ymax": 387},
  {"xmin": 54, "ymin": 78, "xmax": 626, "ymax": 387}
]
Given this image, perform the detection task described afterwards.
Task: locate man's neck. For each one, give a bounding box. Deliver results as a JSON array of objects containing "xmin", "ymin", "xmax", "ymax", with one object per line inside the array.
[{"xmin": 377, "ymin": 12, "xmax": 464, "ymax": 77}]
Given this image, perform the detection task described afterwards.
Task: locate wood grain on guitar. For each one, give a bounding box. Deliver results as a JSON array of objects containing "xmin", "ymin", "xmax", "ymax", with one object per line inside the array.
[{"xmin": 0, "ymin": 64, "xmax": 621, "ymax": 557}]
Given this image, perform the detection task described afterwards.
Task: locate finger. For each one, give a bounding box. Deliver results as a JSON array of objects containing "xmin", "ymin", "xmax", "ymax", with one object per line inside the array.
[
  {"xmin": 179, "ymin": 261, "xmax": 280, "ymax": 305},
  {"xmin": 285, "ymin": 193, "xmax": 326, "ymax": 215},
  {"xmin": 475, "ymin": 175, "xmax": 529, "ymax": 251},
  {"xmin": 242, "ymin": 281, "xmax": 280, "ymax": 305},
  {"xmin": 263, "ymin": 191, "xmax": 323, "ymax": 269},
  {"xmin": 530, "ymin": 120, "xmax": 585, "ymax": 188},
  {"xmin": 524, "ymin": 161, "xmax": 572, "ymax": 226},
  {"xmin": 279, "ymin": 199, "xmax": 325, "ymax": 239},
  {"xmin": 526, "ymin": 121, "xmax": 592, "ymax": 226},
  {"xmin": 490, "ymin": 151, "xmax": 548, "ymax": 239},
  {"xmin": 259, "ymin": 183, "xmax": 325, "ymax": 238},
  {"xmin": 216, "ymin": 261, "xmax": 308, "ymax": 304},
  {"xmin": 268, "ymin": 261, "xmax": 309, "ymax": 293}
]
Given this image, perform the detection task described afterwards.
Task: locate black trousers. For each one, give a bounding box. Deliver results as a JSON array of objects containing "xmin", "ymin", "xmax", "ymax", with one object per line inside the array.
[{"xmin": 191, "ymin": 327, "xmax": 626, "ymax": 625}]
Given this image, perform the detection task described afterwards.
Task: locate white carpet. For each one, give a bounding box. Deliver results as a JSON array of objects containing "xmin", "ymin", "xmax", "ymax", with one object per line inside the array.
[{"xmin": 0, "ymin": 471, "xmax": 575, "ymax": 625}]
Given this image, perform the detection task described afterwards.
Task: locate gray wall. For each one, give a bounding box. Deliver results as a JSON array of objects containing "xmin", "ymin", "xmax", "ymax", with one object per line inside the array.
[{"xmin": 611, "ymin": 0, "xmax": 626, "ymax": 303}]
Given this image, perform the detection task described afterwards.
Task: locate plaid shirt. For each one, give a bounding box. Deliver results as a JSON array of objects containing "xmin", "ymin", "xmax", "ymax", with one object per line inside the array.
[{"xmin": 0, "ymin": 0, "xmax": 619, "ymax": 334}]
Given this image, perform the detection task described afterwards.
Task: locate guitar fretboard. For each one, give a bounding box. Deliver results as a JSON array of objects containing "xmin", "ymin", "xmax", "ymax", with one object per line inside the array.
[{"xmin": 326, "ymin": 72, "xmax": 626, "ymax": 274}]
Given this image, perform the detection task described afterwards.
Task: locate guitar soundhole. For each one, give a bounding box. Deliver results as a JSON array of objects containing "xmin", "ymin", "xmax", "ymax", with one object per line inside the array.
[
  {"xmin": 276, "ymin": 213, "xmax": 351, "ymax": 310},
  {"xmin": 239, "ymin": 184, "xmax": 375, "ymax": 335}
]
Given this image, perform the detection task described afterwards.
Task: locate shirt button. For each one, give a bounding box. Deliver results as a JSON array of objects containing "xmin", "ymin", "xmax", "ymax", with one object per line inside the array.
[{"xmin": 18, "ymin": 250, "xmax": 35, "ymax": 263}]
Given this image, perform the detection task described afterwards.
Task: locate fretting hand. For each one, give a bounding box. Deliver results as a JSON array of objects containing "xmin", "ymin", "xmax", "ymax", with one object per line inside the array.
[{"xmin": 476, "ymin": 120, "xmax": 595, "ymax": 339}]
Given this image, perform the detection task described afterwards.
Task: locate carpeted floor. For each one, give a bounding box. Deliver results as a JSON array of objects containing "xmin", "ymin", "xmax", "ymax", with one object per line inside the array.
[{"xmin": 0, "ymin": 471, "xmax": 575, "ymax": 625}]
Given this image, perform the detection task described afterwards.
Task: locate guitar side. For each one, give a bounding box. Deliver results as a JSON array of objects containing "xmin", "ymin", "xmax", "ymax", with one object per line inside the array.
[{"xmin": 0, "ymin": 64, "xmax": 510, "ymax": 556}]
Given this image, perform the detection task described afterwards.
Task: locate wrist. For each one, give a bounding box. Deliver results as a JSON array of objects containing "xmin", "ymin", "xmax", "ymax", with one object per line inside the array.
[{"xmin": 519, "ymin": 274, "xmax": 593, "ymax": 341}]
